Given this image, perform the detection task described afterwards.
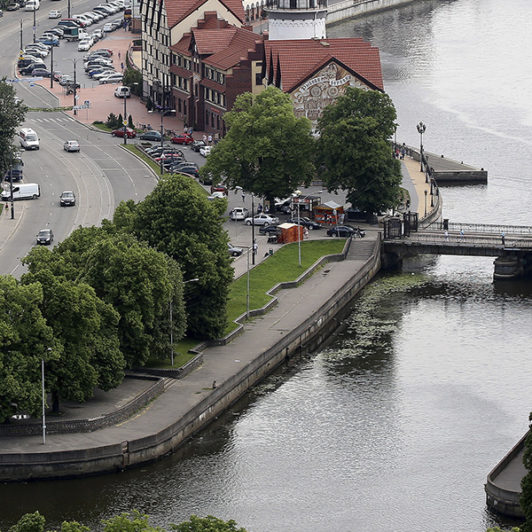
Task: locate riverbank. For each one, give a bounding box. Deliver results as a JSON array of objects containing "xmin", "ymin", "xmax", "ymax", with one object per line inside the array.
[{"xmin": 0, "ymin": 233, "xmax": 382, "ymax": 480}]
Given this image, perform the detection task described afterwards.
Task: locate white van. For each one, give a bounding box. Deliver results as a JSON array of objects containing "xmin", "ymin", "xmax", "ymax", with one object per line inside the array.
[
  {"xmin": 1, "ymin": 183, "xmax": 40, "ymax": 201},
  {"xmin": 25, "ymin": 0, "xmax": 40, "ymax": 11},
  {"xmin": 18, "ymin": 128, "xmax": 40, "ymax": 150},
  {"xmin": 114, "ymin": 86, "xmax": 131, "ymax": 98}
]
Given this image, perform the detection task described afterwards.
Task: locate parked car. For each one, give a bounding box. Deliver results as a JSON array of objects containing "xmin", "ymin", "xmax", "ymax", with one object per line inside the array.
[
  {"xmin": 92, "ymin": 68, "xmax": 117, "ymax": 80},
  {"xmin": 111, "ymin": 127, "xmax": 136, "ymax": 138},
  {"xmin": 207, "ymin": 191, "xmax": 226, "ymax": 201},
  {"xmin": 99, "ymin": 73, "xmax": 123, "ymax": 84},
  {"xmin": 228, "ymin": 243, "xmax": 243, "ymax": 257},
  {"xmin": 170, "ymin": 133, "xmax": 194, "ymax": 145},
  {"xmin": 46, "ymin": 28, "xmax": 64, "ymax": 38},
  {"xmin": 7, "ymin": 2, "xmax": 21, "ymax": 10},
  {"xmin": 59, "ymin": 190, "xmax": 76, "ymax": 206},
  {"xmin": 114, "ymin": 86, "xmax": 130, "ymax": 98},
  {"xmin": 199, "ymin": 145, "xmax": 212, "ymax": 157},
  {"xmin": 259, "ymin": 224, "xmax": 280, "ymax": 235},
  {"xmin": 229, "ymin": 207, "xmax": 249, "ymax": 221},
  {"xmin": 326, "ymin": 225, "xmax": 358, "ymax": 237},
  {"xmin": 36, "ymin": 229, "xmax": 54, "ymax": 245},
  {"xmin": 30, "ymin": 68, "xmax": 51, "ymax": 78},
  {"xmin": 78, "ymin": 39, "xmax": 93, "ymax": 52},
  {"xmin": 37, "ymin": 36, "xmax": 60, "ymax": 46},
  {"xmin": 169, "ymin": 163, "xmax": 199, "ymax": 177},
  {"xmin": 63, "ymin": 140, "xmax": 80, "ymax": 152},
  {"xmin": 103, "ymin": 22, "xmax": 114, "ymax": 32},
  {"xmin": 139, "ymin": 130, "xmax": 162, "ymax": 142},
  {"xmin": 210, "ymin": 183, "xmax": 227, "ymax": 194},
  {"xmin": 191, "ymin": 140, "xmax": 205, "ymax": 152},
  {"xmin": 20, "ymin": 62, "xmax": 46, "ymax": 75},
  {"xmin": 287, "ymin": 216, "xmax": 322, "ymax": 230},
  {"xmin": 244, "ymin": 213, "xmax": 279, "ymax": 226}
]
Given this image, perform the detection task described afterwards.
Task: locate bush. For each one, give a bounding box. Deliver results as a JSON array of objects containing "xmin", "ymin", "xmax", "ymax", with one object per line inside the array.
[{"xmin": 106, "ymin": 113, "xmax": 120, "ymax": 129}]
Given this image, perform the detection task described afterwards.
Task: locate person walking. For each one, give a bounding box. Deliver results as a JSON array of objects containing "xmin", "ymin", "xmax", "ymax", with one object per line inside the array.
[
  {"xmin": 459, "ymin": 229, "xmax": 464, "ymax": 242},
  {"xmin": 444, "ymin": 230, "xmax": 449, "ymax": 241},
  {"xmin": 253, "ymin": 241, "xmax": 258, "ymax": 256},
  {"xmin": 207, "ymin": 134, "xmax": 213, "ymax": 145},
  {"xmin": 501, "ymin": 231, "xmax": 505, "ymax": 246},
  {"xmin": 241, "ymin": 191, "xmax": 245, "ymax": 203},
  {"xmin": 202, "ymin": 134, "xmax": 207, "ymax": 144}
]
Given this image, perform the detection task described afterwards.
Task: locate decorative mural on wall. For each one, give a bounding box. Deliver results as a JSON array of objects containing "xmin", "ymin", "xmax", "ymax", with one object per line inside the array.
[{"xmin": 290, "ymin": 62, "xmax": 367, "ymax": 131}]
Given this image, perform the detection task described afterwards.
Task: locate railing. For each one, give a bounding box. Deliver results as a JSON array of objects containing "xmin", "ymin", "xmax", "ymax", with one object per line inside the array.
[
  {"xmin": 427, "ymin": 222, "xmax": 532, "ymax": 235},
  {"xmin": 407, "ymin": 232, "xmax": 532, "ymax": 249}
]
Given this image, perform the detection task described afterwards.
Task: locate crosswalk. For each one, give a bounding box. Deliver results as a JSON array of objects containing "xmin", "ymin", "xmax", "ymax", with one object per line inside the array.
[{"xmin": 27, "ymin": 116, "xmax": 76, "ymax": 125}]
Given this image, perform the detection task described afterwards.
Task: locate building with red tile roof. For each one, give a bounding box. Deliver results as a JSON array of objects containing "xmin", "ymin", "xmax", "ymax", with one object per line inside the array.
[{"xmin": 263, "ymin": 37, "xmax": 384, "ymax": 131}]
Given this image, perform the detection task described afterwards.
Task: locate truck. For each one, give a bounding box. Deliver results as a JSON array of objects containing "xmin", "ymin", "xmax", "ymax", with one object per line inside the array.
[
  {"xmin": 62, "ymin": 25, "xmax": 79, "ymax": 41},
  {"xmin": 4, "ymin": 159, "xmax": 24, "ymax": 182}
]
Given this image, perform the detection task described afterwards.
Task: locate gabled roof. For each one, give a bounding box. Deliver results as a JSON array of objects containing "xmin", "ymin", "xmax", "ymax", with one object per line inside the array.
[
  {"xmin": 264, "ymin": 38, "xmax": 384, "ymax": 92},
  {"xmin": 171, "ymin": 24, "xmax": 261, "ymax": 71},
  {"xmin": 164, "ymin": 0, "xmax": 245, "ymax": 29}
]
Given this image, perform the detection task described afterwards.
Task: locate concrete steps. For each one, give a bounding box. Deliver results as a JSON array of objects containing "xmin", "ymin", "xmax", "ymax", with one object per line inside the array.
[{"xmin": 346, "ymin": 238, "xmax": 376, "ymax": 261}]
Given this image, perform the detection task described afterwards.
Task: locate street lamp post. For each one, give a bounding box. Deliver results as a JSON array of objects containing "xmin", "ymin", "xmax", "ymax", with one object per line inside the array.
[
  {"xmin": 294, "ymin": 191, "xmax": 323, "ymax": 267},
  {"xmin": 152, "ymin": 108, "xmax": 175, "ymax": 174},
  {"xmin": 424, "ymin": 189, "xmax": 428, "ymax": 216},
  {"xmin": 33, "ymin": 6, "xmax": 36, "ymax": 43},
  {"xmin": 9, "ymin": 165, "xmax": 14, "ymax": 219},
  {"xmin": 50, "ymin": 44, "xmax": 54, "ymax": 89},
  {"xmin": 20, "ymin": 19, "xmax": 23, "ymax": 51},
  {"xmin": 67, "ymin": 0, "xmax": 71, "ymax": 18},
  {"xmin": 68, "ymin": 59, "xmax": 78, "ymax": 116},
  {"xmin": 123, "ymin": 95, "xmax": 128, "ymax": 145},
  {"xmin": 416, "ymin": 121, "xmax": 426, "ymax": 172}
]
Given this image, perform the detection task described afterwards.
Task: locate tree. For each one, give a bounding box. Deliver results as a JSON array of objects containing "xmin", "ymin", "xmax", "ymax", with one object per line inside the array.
[
  {"xmin": 0, "ymin": 276, "xmax": 59, "ymax": 423},
  {"xmin": 123, "ymin": 67, "xmax": 143, "ymax": 97},
  {"xmin": 315, "ymin": 86, "xmax": 402, "ymax": 215},
  {"xmin": 201, "ymin": 86, "xmax": 315, "ymax": 207},
  {"xmin": 102, "ymin": 510, "xmax": 165, "ymax": 532},
  {"xmin": 0, "ymin": 78, "xmax": 26, "ymax": 177},
  {"xmin": 170, "ymin": 515, "xmax": 248, "ymax": 532},
  {"xmin": 521, "ymin": 413, "xmax": 532, "ymax": 532},
  {"xmin": 114, "ymin": 174, "xmax": 233, "ymax": 339},
  {"xmin": 21, "ymin": 260, "xmax": 124, "ymax": 412}
]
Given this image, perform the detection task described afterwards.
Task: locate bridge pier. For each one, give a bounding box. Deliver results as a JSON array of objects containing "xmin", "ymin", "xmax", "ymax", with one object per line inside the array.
[{"xmin": 494, "ymin": 251, "xmax": 532, "ymax": 280}]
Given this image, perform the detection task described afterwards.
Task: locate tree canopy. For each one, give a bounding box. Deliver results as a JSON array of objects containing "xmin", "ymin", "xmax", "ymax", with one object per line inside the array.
[
  {"xmin": 0, "ymin": 78, "xmax": 26, "ymax": 176},
  {"xmin": 0, "ymin": 276, "xmax": 59, "ymax": 422},
  {"xmin": 200, "ymin": 86, "xmax": 315, "ymax": 206},
  {"xmin": 315, "ymin": 86, "xmax": 402, "ymax": 214},
  {"xmin": 113, "ymin": 174, "xmax": 232, "ymax": 339}
]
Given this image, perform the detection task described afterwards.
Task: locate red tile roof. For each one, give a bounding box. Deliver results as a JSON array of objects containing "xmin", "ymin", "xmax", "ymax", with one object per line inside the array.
[
  {"xmin": 264, "ymin": 38, "xmax": 384, "ymax": 93},
  {"xmin": 164, "ymin": 0, "xmax": 245, "ymax": 29}
]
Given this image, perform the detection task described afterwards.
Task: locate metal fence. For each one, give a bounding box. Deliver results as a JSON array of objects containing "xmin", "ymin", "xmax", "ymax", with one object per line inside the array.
[{"xmin": 424, "ymin": 222, "xmax": 532, "ymax": 235}]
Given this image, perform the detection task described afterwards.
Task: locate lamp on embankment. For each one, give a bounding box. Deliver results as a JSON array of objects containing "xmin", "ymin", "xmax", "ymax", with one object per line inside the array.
[
  {"xmin": 424, "ymin": 189, "xmax": 428, "ymax": 217},
  {"xmin": 416, "ymin": 121, "xmax": 426, "ymax": 172}
]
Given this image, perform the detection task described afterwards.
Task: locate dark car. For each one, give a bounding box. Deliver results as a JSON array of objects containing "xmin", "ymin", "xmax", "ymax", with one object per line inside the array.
[
  {"xmin": 6, "ymin": 2, "xmax": 20, "ymax": 10},
  {"xmin": 31, "ymin": 68, "xmax": 52, "ymax": 78},
  {"xmin": 21, "ymin": 63, "xmax": 46, "ymax": 75},
  {"xmin": 191, "ymin": 140, "xmax": 206, "ymax": 152},
  {"xmin": 171, "ymin": 133, "xmax": 194, "ymax": 145},
  {"xmin": 170, "ymin": 162, "xmax": 199, "ymax": 177},
  {"xmin": 211, "ymin": 184, "xmax": 227, "ymax": 194},
  {"xmin": 326, "ymin": 225, "xmax": 357, "ymax": 237},
  {"xmin": 59, "ymin": 190, "xmax": 76, "ymax": 206},
  {"xmin": 287, "ymin": 216, "xmax": 322, "ymax": 230},
  {"xmin": 139, "ymin": 130, "xmax": 162, "ymax": 142},
  {"xmin": 4, "ymin": 160, "xmax": 24, "ymax": 182},
  {"xmin": 259, "ymin": 224, "xmax": 280, "ymax": 235},
  {"xmin": 36, "ymin": 228, "xmax": 54, "ymax": 245},
  {"xmin": 111, "ymin": 127, "xmax": 136, "ymax": 138}
]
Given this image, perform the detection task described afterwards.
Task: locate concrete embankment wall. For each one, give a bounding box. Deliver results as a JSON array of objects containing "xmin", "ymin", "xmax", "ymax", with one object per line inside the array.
[
  {"xmin": 327, "ymin": 0, "xmax": 419, "ymax": 25},
  {"xmin": 0, "ymin": 240, "xmax": 382, "ymax": 480}
]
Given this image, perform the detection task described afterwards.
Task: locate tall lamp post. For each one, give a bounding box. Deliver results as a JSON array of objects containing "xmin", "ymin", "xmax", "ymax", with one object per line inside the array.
[
  {"xmin": 32, "ymin": 5, "xmax": 36, "ymax": 43},
  {"xmin": 122, "ymin": 83, "xmax": 138, "ymax": 144},
  {"xmin": 416, "ymin": 121, "xmax": 426, "ymax": 172},
  {"xmin": 20, "ymin": 19, "xmax": 23, "ymax": 51},
  {"xmin": 150, "ymin": 108, "xmax": 175, "ymax": 174},
  {"xmin": 294, "ymin": 191, "xmax": 323, "ymax": 267},
  {"xmin": 424, "ymin": 189, "xmax": 428, "ymax": 217}
]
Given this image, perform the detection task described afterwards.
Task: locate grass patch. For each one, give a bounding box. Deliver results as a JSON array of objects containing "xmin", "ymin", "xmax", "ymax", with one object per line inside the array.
[
  {"xmin": 144, "ymin": 338, "xmax": 199, "ymax": 369},
  {"xmin": 92, "ymin": 122, "xmax": 111, "ymax": 132},
  {"xmin": 226, "ymin": 238, "xmax": 345, "ymax": 333}
]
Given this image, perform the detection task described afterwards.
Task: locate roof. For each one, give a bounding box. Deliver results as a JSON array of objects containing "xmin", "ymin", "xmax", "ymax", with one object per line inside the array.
[
  {"xmin": 264, "ymin": 38, "xmax": 383, "ymax": 92},
  {"xmin": 164, "ymin": 0, "xmax": 245, "ymax": 29}
]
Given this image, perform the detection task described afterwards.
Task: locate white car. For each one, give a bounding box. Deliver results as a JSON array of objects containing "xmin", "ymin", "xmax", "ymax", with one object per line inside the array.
[
  {"xmin": 103, "ymin": 22, "xmax": 114, "ymax": 32},
  {"xmin": 48, "ymin": 9, "xmax": 61, "ymax": 18},
  {"xmin": 207, "ymin": 191, "xmax": 226, "ymax": 201},
  {"xmin": 99, "ymin": 73, "xmax": 123, "ymax": 84},
  {"xmin": 229, "ymin": 207, "xmax": 249, "ymax": 221},
  {"xmin": 78, "ymin": 39, "xmax": 92, "ymax": 52},
  {"xmin": 63, "ymin": 140, "xmax": 80, "ymax": 152},
  {"xmin": 244, "ymin": 213, "xmax": 280, "ymax": 226},
  {"xmin": 199, "ymin": 145, "xmax": 212, "ymax": 157}
]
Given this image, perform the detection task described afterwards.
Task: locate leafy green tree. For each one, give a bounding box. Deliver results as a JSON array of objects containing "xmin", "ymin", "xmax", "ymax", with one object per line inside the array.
[
  {"xmin": 123, "ymin": 67, "xmax": 143, "ymax": 97},
  {"xmin": 201, "ymin": 86, "xmax": 315, "ymax": 207},
  {"xmin": 21, "ymin": 258, "xmax": 124, "ymax": 411},
  {"xmin": 0, "ymin": 78, "xmax": 26, "ymax": 177},
  {"xmin": 170, "ymin": 515, "xmax": 247, "ymax": 532},
  {"xmin": 521, "ymin": 413, "xmax": 532, "ymax": 532},
  {"xmin": 315, "ymin": 86, "xmax": 402, "ymax": 215},
  {"xmin": 7, "ymin": 511, "xmax": 45, "ymax": 532},
  {"xmin": 114, "ymin": 174, "xmax": 232, "ymax": 339},
  {"xmin": 102, "ymin": 510, "xmax": 165, "ymax": 532},
  {"xmin": 0, "ymin": 276, "xmax": 59, "ymax": 423}
]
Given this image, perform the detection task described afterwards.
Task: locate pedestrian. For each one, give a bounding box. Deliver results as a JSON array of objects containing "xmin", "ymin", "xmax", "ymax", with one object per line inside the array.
[
  {"xmin": 202, "ymin": 134, "xmax": 207, "ymax": 144},
  {"xmin": 4, "ymin": 203, "xmax": 8, "ymax": 214},
  {"xmin": 212, "ymin": 380, "xmax": 216, "ymax": 389},
  {"xmin": 253, "ymin": 241, "xmax": 258, "ymax": 256},
  {"xmin": 444, "ymin": 230, "xmax": 449, "ymax": 241},
  {"xmin": 121, "ymin": 62, "xmax": 124, "ymax": 71},
  {"xmin": 241, "ymin": 192, "xmax": 245, "ymax": 203},
  {"xmin": 118, "ymin": 51, "xmax": 121, "ymax": 59},
  {"xmin": 400, "ymin": 146, "xmax": 406, "ymax": 159},
  {"xmin": 459, "ymin": 229, "xmax": 464, "ymax": 242},
  {"xmin": 257, "ymin": 203, "xmax": 263, "ymax": 214},
  {"xmin": 188, "ymin": 126, "xmax": 193, "ymax": 135},
  {"xmin": 304, "ymin": 227, "xmax": 309, "ymax": 239},
  {"xmin": 207, "ymin": 134, "xmax": 213, "ymax": 144},
  {"xmin": 501, "ymin": 231, "xmax": 505, "ymax": 246}
]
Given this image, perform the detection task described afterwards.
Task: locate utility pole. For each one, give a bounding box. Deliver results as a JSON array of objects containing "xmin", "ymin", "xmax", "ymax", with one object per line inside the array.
[
  {"xmin": 50, "ymin": 45, "xmax": 54, "ymax": 89},
  {"xmin": 9, "ymin": 166, "xmax": 14, "ymax": 220},
  {"xmin": 19, "ymin": 19, "xmax": 23, "ymax": 52}
]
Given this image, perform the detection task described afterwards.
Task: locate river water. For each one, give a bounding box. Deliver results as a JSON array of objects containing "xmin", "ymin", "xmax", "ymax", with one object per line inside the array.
[{"xmin": 2, "ymin": 1, "xmax": 532, "ymax": 531}]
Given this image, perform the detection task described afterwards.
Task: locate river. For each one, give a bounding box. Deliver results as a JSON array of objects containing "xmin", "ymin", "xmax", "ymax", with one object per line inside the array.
[{"xmin": 1, "ymin": 1, "xmax": 531, "ymax": 531}]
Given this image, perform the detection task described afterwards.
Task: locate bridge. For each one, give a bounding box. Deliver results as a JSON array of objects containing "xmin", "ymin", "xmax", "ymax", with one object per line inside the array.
[{"xmin": 382, "ymin": 219, "xmax": 532, "ymax": 279}]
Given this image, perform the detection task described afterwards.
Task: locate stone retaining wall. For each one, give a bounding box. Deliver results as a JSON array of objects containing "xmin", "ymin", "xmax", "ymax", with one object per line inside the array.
[{"xmin": 327, "ymin": 0, "xmax": 419, "ymax": 25}]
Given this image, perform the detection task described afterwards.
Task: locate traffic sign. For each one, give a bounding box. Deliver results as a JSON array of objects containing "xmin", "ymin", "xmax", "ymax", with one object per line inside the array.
[{"xmin": 123, "ymin": 120, "xmax": 127, "ymax": 126}]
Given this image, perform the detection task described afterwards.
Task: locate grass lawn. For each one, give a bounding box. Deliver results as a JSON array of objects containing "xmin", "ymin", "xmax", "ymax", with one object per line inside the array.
[
  {"xmin": 145, "ymin": 338, "xmax": 199, "ymax": 369},
  {"xmin": 226, "ymin": 238, "xmax": 346, "ymax": 333}
]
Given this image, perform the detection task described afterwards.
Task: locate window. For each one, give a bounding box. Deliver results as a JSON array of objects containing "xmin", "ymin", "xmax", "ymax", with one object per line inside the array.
[{"xmin": 256, "ymin": 73, "xmax": 262, "ymax": 86}]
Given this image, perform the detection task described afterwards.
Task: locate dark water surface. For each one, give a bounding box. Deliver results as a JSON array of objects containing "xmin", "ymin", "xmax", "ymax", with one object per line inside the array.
[{"xmin": 2, "ymin": 1, "xmax": 532, "ymax": 531}]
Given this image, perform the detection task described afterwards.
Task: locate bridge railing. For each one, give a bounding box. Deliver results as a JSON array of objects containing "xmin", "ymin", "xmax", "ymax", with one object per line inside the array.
[
  {"xmin": 425, "ymin": 222, "xmax": 532, "ymax": 235},
  {"xmin": 408, "ymin": 232, "xmax": 532, "ymax": 249}
]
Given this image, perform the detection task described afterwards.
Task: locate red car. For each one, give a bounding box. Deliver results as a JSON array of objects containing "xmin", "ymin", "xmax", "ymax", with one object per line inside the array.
[
  {"xmin": 171, "ymin": 133, "xmax": 194, "ymax": 145},
  {"xmin": 211, "ymin": 183, "xmax": 228, "ymax": 194},
  {"xmin": 111, "ymin": 127, "xmax": 136, "ymax": 138}
]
